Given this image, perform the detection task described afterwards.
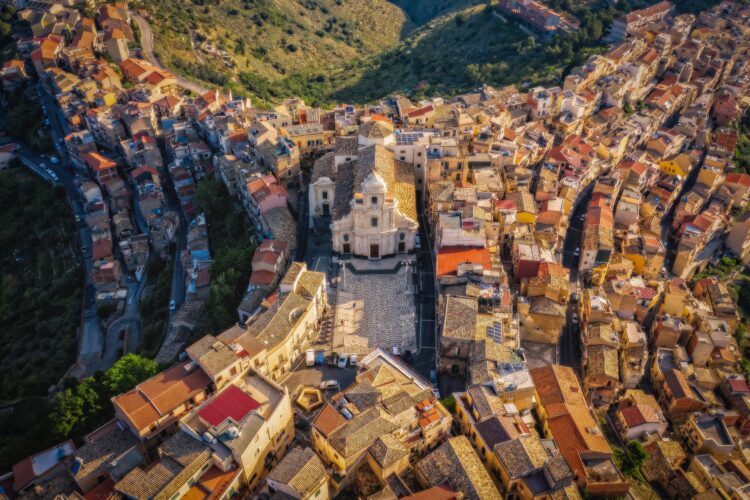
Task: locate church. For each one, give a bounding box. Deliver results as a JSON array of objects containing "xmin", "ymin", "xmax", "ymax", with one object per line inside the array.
[{"xmin": 308, "ymin": 120, "xmax": 418, "ymax": 259}]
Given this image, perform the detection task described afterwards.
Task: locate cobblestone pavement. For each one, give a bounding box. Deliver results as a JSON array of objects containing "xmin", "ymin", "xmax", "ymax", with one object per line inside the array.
[{"xmin": 332, "ymin": 259, "xmax": 417, "ymax": 356}]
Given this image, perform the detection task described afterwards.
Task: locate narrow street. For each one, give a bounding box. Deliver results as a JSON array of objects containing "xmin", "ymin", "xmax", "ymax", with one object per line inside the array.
[
  {"xmin": 558, "ymin": 180, "xmax": 594, "ymax": 371},
  {"xmin": 132, "ymin": 13, "xmax": 209, "ymax": 96},
  {"xmin": 413, "ymin": 191, "xmax": 437, "ymax": 380},
  {"xmin": 13, "ymin": 84, "xmax": 108, "ymax": 378}
]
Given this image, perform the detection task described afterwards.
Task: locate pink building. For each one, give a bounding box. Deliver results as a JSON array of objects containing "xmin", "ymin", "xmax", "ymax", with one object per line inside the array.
[{"xmin": 248, "ymin": 175, "xmax": 288, "ymax": 214}]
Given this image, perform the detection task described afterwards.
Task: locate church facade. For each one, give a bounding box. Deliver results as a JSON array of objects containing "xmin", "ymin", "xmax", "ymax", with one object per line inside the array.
[{"xmin": 308, "ymin": 120, "xmax": 418, "ymax": 259}]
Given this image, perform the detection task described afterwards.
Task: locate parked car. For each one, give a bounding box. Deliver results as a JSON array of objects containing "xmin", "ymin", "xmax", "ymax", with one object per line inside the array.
[
  {"xmin": 414, "ymin": 234, "xmax": 422, "ymax": 250},
  {"xmin": 349, "ymin": 354, "xmax": 358, "ymax": 366},
  {"xmin": 50, "ymin": 156, "xmax": 59, "ymax": 164},
  {"xmin": 402, "ymin": 350, "xmax": 413, "ymax": 364},
  {"xmin": 574, "ymin": 247, "xmax": 581, "ymax": 256},
  {"xmin": 169, "ymin": 299, "xmax": 176, "ymax": 311},
  {"xmin": 326, "ymin": 353, "xmax": 337, "ymax": 367},
  {"xmin": 570, "ymin": 292, "xmax": 578, "ymax": 303},
  {"xmin": 392, "ymin": 346, "xmax": 401, "ymax": 357},
  {"xmin": 572, "ymin": 313, "xmax": 579, "ymax": 323},
  {"xmin": 319, "ymin": 380, "xmax": 340, "ymax": 390},
  {"xmin": 306, "ymin": 349, "xmax": 315, "ymax": 367},
  {"xmin": 337, "ymin": 353, "xmax": 348, "ymax": 368}
]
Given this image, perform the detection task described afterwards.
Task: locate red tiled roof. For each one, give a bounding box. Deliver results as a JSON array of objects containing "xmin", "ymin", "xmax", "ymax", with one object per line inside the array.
[
  {"xmin": 313, "ymin": 403, "xmax": 347, "ymax": 437},
  {"xmin": 406, "ymin": 104, "xmax": 434, "ymax": 118},
  {"xmin": 495, "ymin": 199, "xmax": 516, "ymax": 210},
  {"xmin": 84, "ymin": 478, "xmax": 115, "ymax": 500},
  {"xmin": 84, "ymin": 152, "xmax": 116, "ymax": 171},
  {"xmin": 620, "ymin": 405, "xmax": 646, "ymax": 428},
  {"xmin": 404, "ymin": 484, "xmax": 459, "ymax": 500},
  {"xmin": 726, "ymin": 173, "xmax": 750, "ymax": 187},
  {"xmin": 113, "ymin": 362, "xmax": 210, "ymax": 433},
  {"xmin": 436, "ymin": 246, "xmax": 491, "ymax": 277},
  {"xmin": 198, "ymin": 384, "xmax": 260, "ymax": 427},
  {"xmin": 728, "ymin": 378, "xmax": 750, "ymax": 394},
  {"xmin": 12, "ymin": 456, "xmax": 35, "ymax": 492},
  {"xmin": 250, "ymin": 269, "xmax": 277, "ymax": 286}
]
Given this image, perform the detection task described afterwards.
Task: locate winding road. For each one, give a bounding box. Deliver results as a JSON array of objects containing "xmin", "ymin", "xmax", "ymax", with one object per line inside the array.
[{"xmin": 132, "ymin": 13, "xmax": 211, "ymax": 96}]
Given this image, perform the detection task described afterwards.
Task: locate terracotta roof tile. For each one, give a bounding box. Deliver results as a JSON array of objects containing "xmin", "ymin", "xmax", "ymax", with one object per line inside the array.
[{"xmin": 313, "ymin": 403, "xmax": 347, "ymax": 437}]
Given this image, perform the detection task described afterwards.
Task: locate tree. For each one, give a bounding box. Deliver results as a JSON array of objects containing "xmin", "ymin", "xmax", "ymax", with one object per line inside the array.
[
  {"xmin": 439, "ymin": 395, "xmax": 456, "ymax": 413},
  {"xmin": 102, "ymin": 354, "xmax": 158, "ymax": 395},
  {"xmin": 626, "ymin": 440, "xmax": 648, "ymax": 470},
  {"xmin": 52, "ymin": 379, "xmax": 103, "ymax": 439}
]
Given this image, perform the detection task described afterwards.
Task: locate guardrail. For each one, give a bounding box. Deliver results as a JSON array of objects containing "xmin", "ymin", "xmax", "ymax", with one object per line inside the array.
[{"xmin": 19, "ymin": 155, "xmax": 55, "ymax": 184}]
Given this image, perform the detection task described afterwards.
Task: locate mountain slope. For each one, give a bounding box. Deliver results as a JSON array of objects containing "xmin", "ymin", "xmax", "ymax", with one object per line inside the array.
[
  {"xmin": 142, "ymin": 0, "xmax": 413, "ymax": 96},
  {"xmin": 141, "ymin": 0, "xmax": 637, "ymax": 105}
]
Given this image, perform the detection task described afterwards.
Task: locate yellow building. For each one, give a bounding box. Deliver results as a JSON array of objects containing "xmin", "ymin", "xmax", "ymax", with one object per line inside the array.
[
  {"xmin": 512, "ymin": 190, "xmax": 538, "ymax": 225},
  {"xmin": 311, "ymin": 350, "xmax": 451, "ymax": 483},
  {"xmin": 180, "ymin": 370, "xmax": 296, "ymax": 492},
  {"xmin": 243, "ymin": 263, "xmax": 328, "ymax": 381},
  {"xmin": 281, "ymin": 123, "xmax": 331, "ymax": 153},
  {"xmin": 659, "ymin": 153, "xmax": 693, "ymax": 177}
]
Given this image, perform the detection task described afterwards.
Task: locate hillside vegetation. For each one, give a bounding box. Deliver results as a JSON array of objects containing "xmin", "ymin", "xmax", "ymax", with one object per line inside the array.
[
  {"xmin": 140, "ymin": 0, "xmax": 412, "ymax": 99},
  {"xmin": 137, "ymin": 0, "xmax": 628, "ymax": 104},
  {"xmin": 0, "ymin": 167, "xmax": 82, "ymax": 401},
  {"xmin": 137, "ymin": 0, "xmax": 717, "ymax": 105}
]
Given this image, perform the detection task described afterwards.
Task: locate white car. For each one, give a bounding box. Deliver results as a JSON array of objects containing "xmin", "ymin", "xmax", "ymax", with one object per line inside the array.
[
  {"xmin": 414, "ymin": 234, "xmax": 422, "ymax": 250},
  {"xmin": 574, "ymin": 247, "xmax": 581, "ymax": 256},
  {"xmin": 349, "ymin": 354, "xmax": 358, "ymax": 366},
  {"xmin": 572, "ymin": 313, "xmax": 580, "ymax": 323},
  {"xmin": 50, "ymin": 156, "xmax": 59, "ymax": 164},
  {"xmin": 337, "ymin": 353, "xmax": 348, "ymax": 368},
  {"xmin": 319, "ymin": 380, "xmax": 340, "ymax": 390},
  {"xmin": 50, "ymin": 172, "xmax": 58, "ymax": 181},
  {"xmin": 169, "ymin": 299, "xmax": 176, "ymax": 311}
]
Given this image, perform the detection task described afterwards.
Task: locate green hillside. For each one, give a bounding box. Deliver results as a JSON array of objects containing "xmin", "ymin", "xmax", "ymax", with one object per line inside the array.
[
  {"xmin": 140, "ymin": 0, "xmax": 412, "ymax": 100},
  {"xmin": 136, "ymin": 0, "xmax": 679, "ymax": 105}
]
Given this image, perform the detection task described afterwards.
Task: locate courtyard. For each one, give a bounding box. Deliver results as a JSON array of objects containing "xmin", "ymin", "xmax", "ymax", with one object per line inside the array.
[{"xmin": 332, "ymin": 256, "xmax": 418, "ymax": 356}]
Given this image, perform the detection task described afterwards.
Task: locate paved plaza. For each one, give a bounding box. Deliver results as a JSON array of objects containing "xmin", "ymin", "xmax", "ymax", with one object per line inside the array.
[{"xmin": 332, "ymin": 257, "xmax": 417, "ymax": 356}]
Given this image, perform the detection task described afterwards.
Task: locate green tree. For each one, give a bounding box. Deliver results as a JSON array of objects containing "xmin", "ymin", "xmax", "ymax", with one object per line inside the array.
[
  {"xmin": 439, "ymin": 394, "xmax": 456, "ymax": 413},
  {"xmin": 626, "ymin": 440, "xmax": 648, "ymax": 470},
  {"xmin": 52, "ymin": 379, "xmax": 103, "ymax": 439},
  {"xmin": 102, "ymin": 354, "xmax": 158, "ymax": 395}
]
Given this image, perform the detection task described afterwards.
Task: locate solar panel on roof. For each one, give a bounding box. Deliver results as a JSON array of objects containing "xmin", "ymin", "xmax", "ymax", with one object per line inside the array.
[{"xmin": 487, "ymin": 321, "xmax": 503, "ymax": 344}]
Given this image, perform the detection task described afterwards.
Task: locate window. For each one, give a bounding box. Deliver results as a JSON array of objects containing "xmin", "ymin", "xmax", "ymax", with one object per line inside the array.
[
  {"xmin": 322, "ymin": 190, "xmax": 328, "ymax": 200},
  {"xmin": 371, "ymin": 217, "xmax": 378, "ymax": 227},
  {"xmin": 230, "ymin": 366, "xmax": 237, "ymax": 376},
  {"xmin": 400, "ymin": 156, "xmax": 406, "ymax": 161},
  {"xmin": 400, "ymin": 233, "xmax": 405, "ymax": 241},
  {"xmin": 343, "ymin": 234, "xmax": 349, "ymax": 242},
  {"xmin": 371, "ymin": 196, "xmax": 378, "ymax": 205},
  {"xmin": 417, "ymin": 152, "xmax": 422, "ymax": 157}
]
